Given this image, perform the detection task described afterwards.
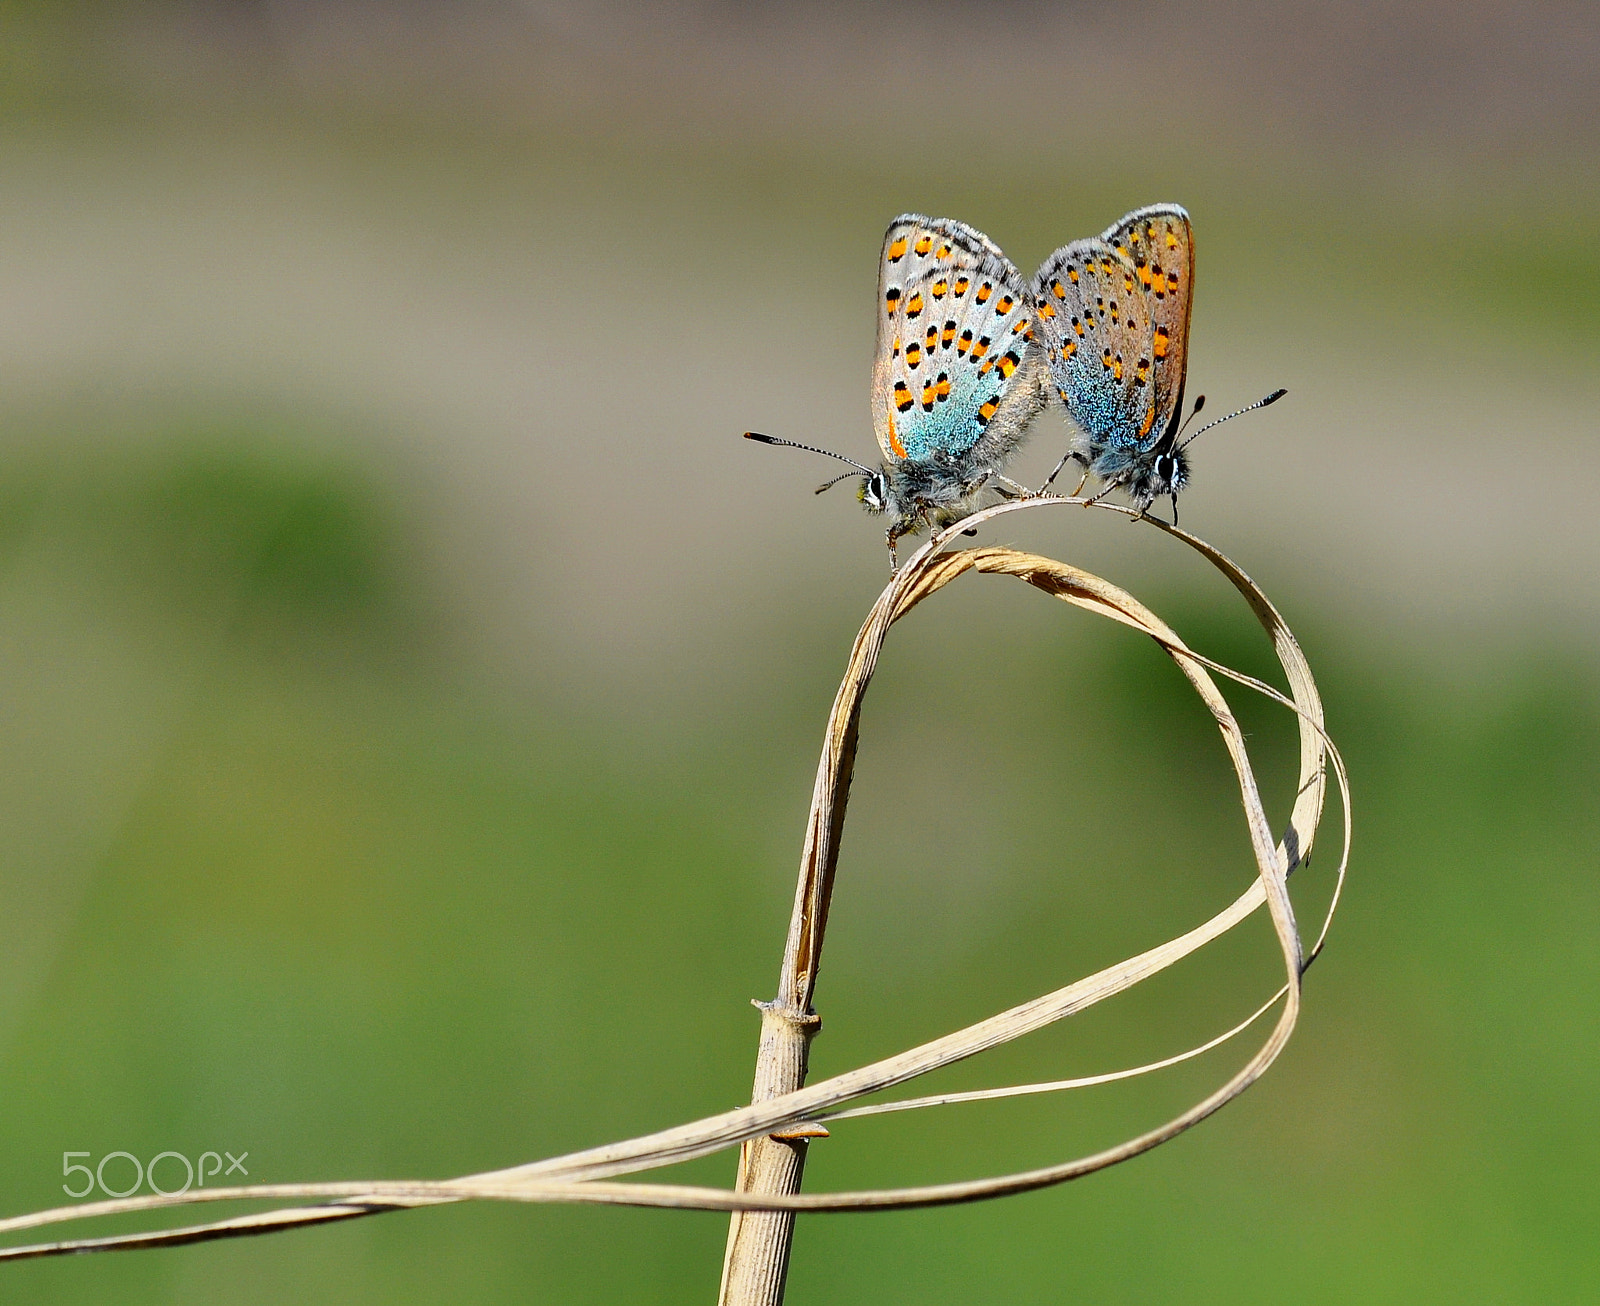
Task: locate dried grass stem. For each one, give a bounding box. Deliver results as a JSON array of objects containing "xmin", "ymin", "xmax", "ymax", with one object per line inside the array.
[{"xmin": 0, "ymin": 497, "xmax": 1347, "ymax": 1306}]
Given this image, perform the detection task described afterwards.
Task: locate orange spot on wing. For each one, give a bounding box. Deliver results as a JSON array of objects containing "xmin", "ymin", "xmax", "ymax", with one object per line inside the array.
[{"xmin": 887, "ymin": 409, "xmax": 906, "ymax": 457}]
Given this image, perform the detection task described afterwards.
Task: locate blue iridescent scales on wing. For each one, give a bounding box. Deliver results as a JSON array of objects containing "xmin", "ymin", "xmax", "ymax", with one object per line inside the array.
[
  {"xmin": 748, "ymin": 214, "xmax": 1047, "ymax": 568},
  {"xmin": 863, "ymin": 214, "xmax": 1047, "ymax": 557},
  {"xmin": 1030, "ymin": 205, "xmax": 1197, "ymax": 517},
  {"xmin": 750, "ymin": 205, "xmax": 1281, "ymax": 546}
]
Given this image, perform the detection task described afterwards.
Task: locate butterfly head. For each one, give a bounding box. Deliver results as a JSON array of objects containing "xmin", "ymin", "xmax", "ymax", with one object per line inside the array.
[
  {"xmin": 858, "ymin": 470, "xmax": 890, "ymax": 515},
  {"xmin": 745, "ymin": 431, "xmax": 903, "ymax": 522},
  {"xmin": 1120, "ymin": 444, "xmax": 1190, "ymax": 518},
  {"xmin": 1150, "ymin": 447, "xmax": 1190, "ymax": 500}
]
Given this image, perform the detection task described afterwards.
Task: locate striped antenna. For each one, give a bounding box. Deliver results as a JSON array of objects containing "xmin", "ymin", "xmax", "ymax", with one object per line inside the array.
[
  {"xmin": 1179, "ymin": 389, "xmax": 1288, "ymax": 451},
  {"xmin": 744, "ymin": 432, "xmax": 876, "ymax": 480}
]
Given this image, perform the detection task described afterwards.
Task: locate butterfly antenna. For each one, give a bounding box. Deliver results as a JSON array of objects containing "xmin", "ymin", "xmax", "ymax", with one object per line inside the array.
[
  {"xmin": 814, "ymin": 471, "xmax": 858, "ymax": 495},
  {"xmin": 1174, "ymin": 393, "xmax": 1207, "ymax": 441},
  {"xmin": 744, "ymin": 432, "xmax": 875, "ymax": 477},
  {"xmin": 1178, "ymin": 389, "xmax": 1288, "ymax": 451}
]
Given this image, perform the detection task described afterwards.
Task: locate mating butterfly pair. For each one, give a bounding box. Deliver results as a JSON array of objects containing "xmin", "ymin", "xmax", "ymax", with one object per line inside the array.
[{"xmin": 748, "ymin": 206, "xmax": 1283, "ymax": 567}]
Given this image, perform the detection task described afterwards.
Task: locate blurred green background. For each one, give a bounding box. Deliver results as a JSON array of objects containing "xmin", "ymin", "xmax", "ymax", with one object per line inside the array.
[{"xmin": 0, "ymin": 2, "xmax": 1596, "ymax": 1301}]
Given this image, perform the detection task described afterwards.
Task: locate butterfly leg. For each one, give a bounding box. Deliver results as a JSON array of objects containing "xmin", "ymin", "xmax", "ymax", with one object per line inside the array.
[
  {"xmin": 991, "ymin": 473, "xmax": 1032, "ymax": 498},
  {"xmin": 886, "ymin": 508, "xmax": 928, "ymax": 572},
  {"xmin": 1127, "ymin": 495, "xmax": 1177, "ymax": 526},
  {"xmin": 1036, "ymin": 452, "xmax": 1071, "ymax": 493},
  {"xmin": 957, "ymin": 468, "xmax": 994, "ymax": 497},
  {"xmin": 1036, "ymin": 451, "xmax": 1090, "ymax": 497}
]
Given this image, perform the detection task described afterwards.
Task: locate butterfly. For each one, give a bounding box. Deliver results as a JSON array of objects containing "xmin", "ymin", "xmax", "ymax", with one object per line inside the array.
[
  {"xmin": 748, "ymin": 214, "xmax": 1048, "ymax": 567},
  {"xmin": 1030, "ymin": 204, "xmax": 1283, "ymax": 521}
]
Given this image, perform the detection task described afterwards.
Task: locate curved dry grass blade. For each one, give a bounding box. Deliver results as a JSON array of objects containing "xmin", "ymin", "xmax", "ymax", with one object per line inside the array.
[
  {"xmin": 810, "ymin": 660, "xmax": 1351, "ymax": 1124},
  {"xmin": 0, "ymin": 499, "xmax": 1344, "ymax": 1263},
  {"xmin": 1151, "ymin": 643, "xmax": 1351, "ymax": 965},
  {"xmin": 498, "ymin": 533, "xmax": 1311, "ymax": 1187},
  {"xmin": 816, "ymin": 989, "xmax": 1288, "ymax": 1123}
]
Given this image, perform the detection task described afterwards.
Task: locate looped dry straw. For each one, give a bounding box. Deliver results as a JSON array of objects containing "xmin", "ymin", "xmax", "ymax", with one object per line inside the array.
[{"xmin": 0, "ymin": 496, "xmax": 1349, "ymax": 1271}]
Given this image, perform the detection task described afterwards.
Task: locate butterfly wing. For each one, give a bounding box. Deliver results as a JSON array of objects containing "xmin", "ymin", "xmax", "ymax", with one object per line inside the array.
[
  {"xmin": 1099, "ymin": 204, "xmax": 1195, "ymax": 450},
  {"xmin": 1030, "ymin": 236, "xmax": 1162, "ymax": 454},
  {"xmin": 871, "ymin": 215, "xmax": 1043, "ymax": 469}
]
